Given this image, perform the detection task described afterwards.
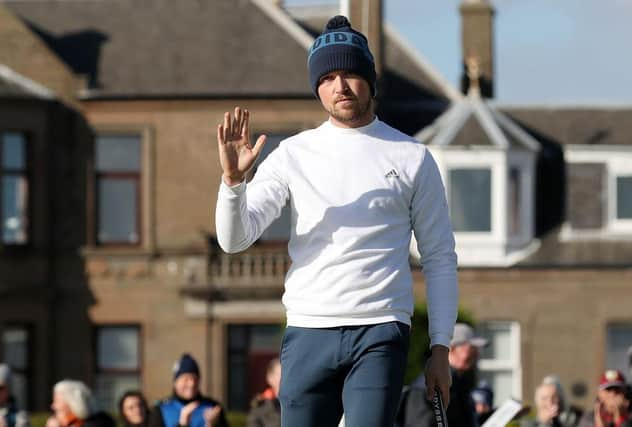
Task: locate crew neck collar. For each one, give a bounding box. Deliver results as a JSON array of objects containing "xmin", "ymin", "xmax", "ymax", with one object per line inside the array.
[{"xmin": 324, "ymin": 116, "xmax": 380, "ymax": 134}]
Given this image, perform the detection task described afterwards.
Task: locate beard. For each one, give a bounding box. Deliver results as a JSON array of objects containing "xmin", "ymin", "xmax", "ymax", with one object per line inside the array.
[{"xmin": 328, "ymin": 95, "xmax": 372, "ymax": 124}]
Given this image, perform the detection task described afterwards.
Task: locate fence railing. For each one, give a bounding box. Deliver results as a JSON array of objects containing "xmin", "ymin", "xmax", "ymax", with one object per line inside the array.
[{"xmin": 208, "ymin": 244, "xmax": 290, "ymax": 289}]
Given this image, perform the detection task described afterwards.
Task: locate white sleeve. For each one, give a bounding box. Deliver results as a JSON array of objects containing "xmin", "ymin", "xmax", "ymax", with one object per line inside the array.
[
  {"xmin": 215, "ymin": 145, "xmax": 290, "ymax": 253},
  {"xmin": 410, "ymin": 149, "xmax": 458, "ymax": 348}
]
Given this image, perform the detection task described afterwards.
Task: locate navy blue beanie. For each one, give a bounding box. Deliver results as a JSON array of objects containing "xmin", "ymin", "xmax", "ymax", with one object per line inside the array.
[
  {"xmin": 307, "ymin": 15, "xmax": 376, "ymax": 98},
  {"xmin": 172, "ymin": 353, "xmax": 200, "ymax": 380}
]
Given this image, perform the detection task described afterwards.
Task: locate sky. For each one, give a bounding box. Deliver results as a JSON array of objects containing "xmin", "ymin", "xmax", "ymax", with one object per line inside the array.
[{"xmin": 285, "ymin": 0, "xmax": 632, "ymax": 105}]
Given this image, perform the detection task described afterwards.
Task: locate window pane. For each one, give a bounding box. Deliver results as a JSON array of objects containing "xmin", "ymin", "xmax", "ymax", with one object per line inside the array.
[
  {"xmin": 96, "ymin": 374, "xmax": 140, "ymax": 413},
  {"xmin": 606, "ymin": 324, "xmax": 632, "ymax": 381},
  {"xmin": 3, "ymin": 329, "xmax": 28, "ymax": 370},
  {"xmin": 478, "ymin": 370, "xmax": 514, "ymax": 407},
  {"xmin": 229, "ymin": 325, "xmax": 248, "ymax": 350},
  {"xmin": 9, "ymin": 372, "xmax": 28, "ymax": 411},
  {"xmin": 2, "ymin": 176, "xmax": 28, "ymax": 244},
  {"xmin": 250, "ymin": 325, "xmax": 282, "ymax": 352},
  {"xmin": 98, "ymin": 179, "xmax": 138, "ymax": 243},
  {"xmin": 2, "ymin": 133, "xmax": 26, "ymax": 169},
  {"xmin": 229, "ymin": 354, "xmax": 247, "ymax": 410},
  {"xmin": 449, "ymin": 168, "xmax": 491, "ymax": 232},
  {"xmin": 479, "ymin": 323, "xmax": 512, "ymax": 361},
  {"xmin": 227, "ymin": 324, "xmax": 283, "ymax": 411},
  {"xmin": 96, "ymin": 135, "xmax": 141, "ymax": 172},
  {"xmin": 97, "ymin": 327, "xmax": 139, "ymax": 370},
  {"xmin": 616, "ymin": 176, "xmax": 632, "ymax": 219}
]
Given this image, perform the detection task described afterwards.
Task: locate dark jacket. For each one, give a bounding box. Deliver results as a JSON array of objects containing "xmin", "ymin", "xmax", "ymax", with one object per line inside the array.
[
  {"xmin": 577, "ymin": 410, "xmax": 632, "ymax": 427},
  {"xmin": 520, "ymin": 408, "xmax": 581, "ymax": 427},
  {"xmin": 148, "ymin": 395, "xmax": 228, "ymax": 427},
  {"xmin": 246, "ymin": 395, "xmax": 280, "ymax": 427},
  {"xmin": 400, "ymin": 369, "xmax": 478, "ymax": 427},
  {"xmin": 0, "ymin": 396, "xmax": 30, "ymax": 427},
  {"xmin": 82, "ymin": 412, "xmax": 116, "ymax": 427}
]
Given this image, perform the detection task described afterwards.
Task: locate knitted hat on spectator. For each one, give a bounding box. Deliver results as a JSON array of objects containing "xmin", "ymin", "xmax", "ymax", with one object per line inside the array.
[
  {"xmin": 307, "ymin": 15, "xmax": 376, "ymax": 98},
  {"xmin": 172, "ymin": 354, "xmax": 200, "ymax": 380}
]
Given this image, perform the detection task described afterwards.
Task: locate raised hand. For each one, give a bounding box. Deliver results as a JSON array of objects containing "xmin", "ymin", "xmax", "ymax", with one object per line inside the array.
[
  {"xmin": 217, "ymin": 107, "xmax": 266, "ymax": 186},
  {"xmin": 178, "ymin": 401, "xmax": 200, "ymax": 427},
  {"xmin": 202, "ymin": 405, "xmax": 223, "ymax": 427}
]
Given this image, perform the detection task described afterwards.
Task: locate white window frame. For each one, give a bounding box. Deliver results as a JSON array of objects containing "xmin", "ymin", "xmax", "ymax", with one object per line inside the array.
[
  {"xmin": 432, "ymin": 148, "xmax": 502, "ymax": 241},
  {"xmin": 429, "ymin": 147, "xmax": 537, "ymax": 266},
  {"xmin": 477, "ymin": 321, "xmax": 522, "ymax": 404},
  {"xmin": 564, "ymin": 146, "xmax": 632, "ymax": 237},
  {"xmin": 507, "ymin": 150, "xmax": 535, "ymax": 248}
]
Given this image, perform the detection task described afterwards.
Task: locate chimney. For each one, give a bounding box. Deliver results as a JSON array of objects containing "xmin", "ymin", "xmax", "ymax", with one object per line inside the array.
[
  {"xmin": 341, "ymin": 0, "xmax": 383, "ymax": 75},
  {"xmin": 460, "ymin": 0, "xmax": 494, "ymax": 98}
]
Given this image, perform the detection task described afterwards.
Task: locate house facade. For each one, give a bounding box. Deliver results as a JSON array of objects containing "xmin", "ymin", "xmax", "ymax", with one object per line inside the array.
[{"xmin": 0, "ymin": 0, "xmax": 630, "ymax": 415}]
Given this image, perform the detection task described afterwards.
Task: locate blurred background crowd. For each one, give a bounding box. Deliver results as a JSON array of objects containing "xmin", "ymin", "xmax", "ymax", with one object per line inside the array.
[{"xmin": 1, "ymin": 323, "xmax": 630, "ymax": 427}]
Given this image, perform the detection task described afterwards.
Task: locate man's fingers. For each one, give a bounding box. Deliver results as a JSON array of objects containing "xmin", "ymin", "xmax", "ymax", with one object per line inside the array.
[
  {"xmin": 251, "ymin": 134, "xmax": 267, "ymax": 158},
  {"xmin": 441, "ymin": 384, "xmax": 450, "ymax": 407},
  {"xmin": 223, "ymin": 112, "xmax": 231, "ymax": 141},
  {"xmin": 217, "ymin": 124, "xmax": 224, "ymax": 145},
  {"xmin": 242, "ymin": 109, "xmax": 250, "ymax": 140},
  {"xmin": 425, "ymin": 376, "xmax": 436, "ymax": 401},
  {"xmin": 233, "ymin": 106, "xmax": 242, "ymax": 136}
]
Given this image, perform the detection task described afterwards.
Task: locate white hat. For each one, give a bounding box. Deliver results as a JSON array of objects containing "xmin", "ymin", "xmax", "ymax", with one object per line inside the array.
[
  {"xmin": 450, "ymin": 323, "xmax": 489, "ymax": 348},
  {"xmin": 0, "ymin": 364, "xmax": 11, "ymax": 386}
]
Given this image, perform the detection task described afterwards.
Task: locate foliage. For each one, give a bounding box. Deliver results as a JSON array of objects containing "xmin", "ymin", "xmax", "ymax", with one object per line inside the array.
[
  {"xmin": 404, "ymin": 301, "xmax": 474, "ymax": 385},
  {"xmin": 226, "ymin": 411, "xmax": 247, "ymax": 427}
]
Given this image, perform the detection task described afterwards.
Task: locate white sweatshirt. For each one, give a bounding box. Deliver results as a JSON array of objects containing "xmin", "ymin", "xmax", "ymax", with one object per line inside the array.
[{"xmin": 216, "ymin": 118, "xmax": 458, "ymax": 347}]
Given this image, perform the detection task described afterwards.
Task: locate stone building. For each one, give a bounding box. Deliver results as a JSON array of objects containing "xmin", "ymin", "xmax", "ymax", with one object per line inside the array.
[{"xmin": 0, "ymin": 0, "xmax": 630, "ymax": 415}]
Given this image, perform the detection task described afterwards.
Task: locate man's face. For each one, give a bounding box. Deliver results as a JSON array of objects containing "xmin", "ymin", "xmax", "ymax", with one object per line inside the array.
[
  {"xmin": 450, "ymin": 343, "xmax": 480, "ymax": 372},
  {"xmin": 317, "ymin": 70, "xmax": 373, "ymax": 128},
  {"xmin": 173, "ymin": 373, "xmax": 200, "ymax": 400}
]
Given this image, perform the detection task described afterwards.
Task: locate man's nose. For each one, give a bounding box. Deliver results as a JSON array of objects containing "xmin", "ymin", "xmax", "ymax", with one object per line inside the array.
[{"xmin": 333, "ymin": 75, "xmax": 348, "ymax": 92}]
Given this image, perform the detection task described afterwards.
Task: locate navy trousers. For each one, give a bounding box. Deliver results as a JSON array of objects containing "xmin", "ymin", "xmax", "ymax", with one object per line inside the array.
[{"xmin": 279, "ymin": 321, "xmax": 410, "ymax": 427}]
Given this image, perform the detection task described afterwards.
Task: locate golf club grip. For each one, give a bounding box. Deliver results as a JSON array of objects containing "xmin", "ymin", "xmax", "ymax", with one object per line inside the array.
[{"xmin": 432, "ymin": 387, "xmax": 448, "ymax": 427}]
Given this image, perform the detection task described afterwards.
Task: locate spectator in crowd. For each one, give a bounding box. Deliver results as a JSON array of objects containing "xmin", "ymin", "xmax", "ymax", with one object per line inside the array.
[
  {"xmin": 51, "ymin": 380, "xmax": 115, "ymax": 427},
  {"xmin": 472, "ymin": 380, "xmax": 495, "ymax": 425},
  {"xmin": 521, "ymin": 375, "xmax": 580, "ymax": 427},
  {"xmin": 119, "ymin": 391, "xmax": 149, "ymax": 427},
  {"xmin": 397, "ymin": 323, "xmax": 487, "ymax": 427},
  {"xmin": 0, "ymin": 364, "xmax": 29, "ymax": 427},
  {"xmin": 577, "ymin": 370, "xmax": 631, "ymax": 427},
  {"xmin": 247, "ymin": 358, "xmax": 281, "ymax": 427},
  {"xmin": 148, "ymin": 354, "xmax": 228, "ymax": 427}
]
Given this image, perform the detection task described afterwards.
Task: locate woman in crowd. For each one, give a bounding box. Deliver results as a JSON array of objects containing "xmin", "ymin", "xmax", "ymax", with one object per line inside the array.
[
  {"xmin": 50, "ymin": 380, "xmax": 115, "ymax": 427},
  {"xmin": 119, "ymin": 391, "xmax": 149, "ymax": 427}
]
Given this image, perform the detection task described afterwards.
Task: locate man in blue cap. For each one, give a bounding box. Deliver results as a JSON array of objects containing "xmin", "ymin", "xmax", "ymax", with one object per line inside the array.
[
  {"xmin": 148, "ymin": 354, "xmax": 228, "ymax": 427},
  {"xmin": 215, "ymin": 15, "xmax": 458, "ymax": 427}
]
